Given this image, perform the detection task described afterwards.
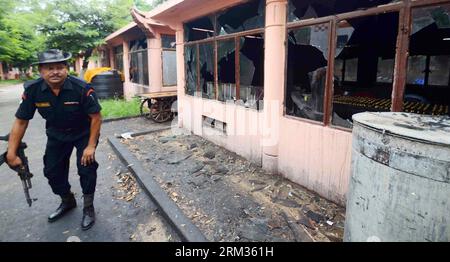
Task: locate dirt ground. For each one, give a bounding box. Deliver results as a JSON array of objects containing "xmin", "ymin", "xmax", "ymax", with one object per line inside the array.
[{"xmin": 120, "ymin": 129, "xmax": 346, "ymax": 242}]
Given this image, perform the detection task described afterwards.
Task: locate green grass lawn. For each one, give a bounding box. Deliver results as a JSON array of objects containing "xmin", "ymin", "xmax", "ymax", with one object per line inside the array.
[
  {"xmin": 99, "ymin": 98, "xmax": 141, "ymax": 119},
  {"xmin": 0, "ymin": 79, "xmax": 24, "ymax": 87}
]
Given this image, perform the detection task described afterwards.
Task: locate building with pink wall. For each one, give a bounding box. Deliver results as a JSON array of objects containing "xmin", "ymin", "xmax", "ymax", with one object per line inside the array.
[
  {"xmin": 0, "ymin": 63, "xmax": 22, "ymax": 80},
  {"xmin": 136, "ymin": 0, "xmax": 450, "ymax": 206},
  {"xmin": 104, "ymin": 9, "xmax": 177, "ymax": 100}
]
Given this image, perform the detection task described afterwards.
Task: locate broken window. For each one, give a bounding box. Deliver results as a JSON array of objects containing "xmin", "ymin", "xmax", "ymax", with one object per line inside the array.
[
  {"xmin": 332, "ymin": 12, "xmax": 399, "ymax": 128},
  {"xmin": 404, "ymin": 4, "xmax": 450, "ymax": 115},
  {"xmin": 239, "ymin": 34, "xmax": 264, "ymax": 110},
  {"xmin": 217, "ymin": 38, "xmax": 236, "ymax": 102},
  {"xmin": 216, "ymin": 0, "xmax": 265, "ymax": 36},
  {"xmin": 129, "ymin": 38, "xmax": 149, "ymax": 86},
  {"xmin": 199, "ymin": 42, "xmax": 215, "ymax": 99},
  {"xmin": 114, "ymin": 45, "xmax": 124, "ymax": 74},
  {"xmin": 161, "ymin": 34, "xmax": 176, "ymax": 49},
  {"xmin": 182, "ymin": 1, "xmax": 264, "ymax": 107},
  {"xmin": 286, "ymin": 24, "xmax": 329, "ymax": 122},
  {"xmin": 184, "ymin": 45, "xmax": 197, "ymax": 96},
  {"xmin": 288, "ymin": 0, "xmax": 401, "ymax": 22},
  {"xmin": 184, "ymin": 16, "xmax": 215, "ymax": 42}
]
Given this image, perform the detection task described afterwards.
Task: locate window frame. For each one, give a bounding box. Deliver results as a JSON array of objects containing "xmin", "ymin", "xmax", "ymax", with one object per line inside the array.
[
  {"xmin": 284, "ymin": 0, "xmax": 450, "ymax": 131},
  {"xmin": 129, "ymin": 48, "xmax": 149, "ymax": 86},
  {"xmin": 284, "ymin": 20, "xmax": 334, "ymax": 126},
  {"xmin": 183, "ymin": 2, "xmax": 265, "ymax": 109},
  {"xmin": 161, "ymin": 34, "xmax": 177, "ymax": 87}
]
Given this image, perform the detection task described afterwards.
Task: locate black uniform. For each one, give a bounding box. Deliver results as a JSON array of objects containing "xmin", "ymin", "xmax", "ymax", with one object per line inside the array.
[{"xmin": 15, "ymin": 76, "xmax": 102, "ymax": 196}]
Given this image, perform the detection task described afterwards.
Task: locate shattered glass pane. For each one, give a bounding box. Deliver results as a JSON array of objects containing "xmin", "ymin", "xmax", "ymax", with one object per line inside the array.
[
  {"xmin": 335, "ymin": 25, "xmax": 355, "ymax": 58},
  {"xmin": 184, "ymin": 16, "xmax": 215, "ymax": 42},
  {"xmin": 239, "ymin": 34, "xmax": 264, "ymax": 110},
  {"xmin": 286, "ymin": 23, "xmax": 329, "ymax": 122},
  {"xmin": 404, "ymin": 4, "xmax": 450, "ymax": 116},
  {"xmin": 412, "ymin": 5, "xmax": 450, "ymax": 35},
  {"xmin": 161, "ymin": 34, "xmax": 176, "ymax": 49},
  {"xmin": 410, "ymin": 4, "xmax": 450, "ymax": 58},
  {"xmin": 288, "ymin": 0, "xmax": 401, "ymax": 22},
  {"xmin": 217, "ymin": 0, "xmax": 265, "ymax": 35},
  {"xmin": 199, "ymin": 42, "xmax": 215, "ymax": 99},
  {"xmin": 332, "ymin": 12, "xmax": 398, "ymax": 128},
  {"xmin": 217, "ymin": 39, "xmax": 236, "ymax": 102},
  {"xmin": 184, "ymin": 45, "xmax": 197, "ymax": 96},
  {"xmin": 163, "ymin": 50, "xmax": 177, "ymax": 86}
]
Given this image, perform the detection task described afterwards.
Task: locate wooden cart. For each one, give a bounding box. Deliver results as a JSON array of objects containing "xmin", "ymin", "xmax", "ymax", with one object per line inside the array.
[{"xmin": 137, "ymin": 91, "xmax": 177, "ymax": 123}]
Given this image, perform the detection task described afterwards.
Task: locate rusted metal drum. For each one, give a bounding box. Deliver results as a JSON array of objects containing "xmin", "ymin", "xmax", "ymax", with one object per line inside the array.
[
  {"xmin": 90, "ymin": 70, "xmax": 123, "ymax": 99},
  {"xmin": 344, "ymin": 112, "xmax": 450, "ymax": 242}
]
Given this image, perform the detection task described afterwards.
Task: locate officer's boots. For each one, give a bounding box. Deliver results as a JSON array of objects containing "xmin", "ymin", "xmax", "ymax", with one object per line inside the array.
[
  {"xmin": 48, "ymin": 192, "xmax": 77, "ymax": 222},
  {"xmin": 81, "ymin": 194, "xmax": 95, "ymax": 230}
]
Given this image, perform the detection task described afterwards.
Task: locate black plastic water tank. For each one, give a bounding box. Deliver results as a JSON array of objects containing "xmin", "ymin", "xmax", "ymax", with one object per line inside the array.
[{"xmin": 90, "ymin": 70, "xmax": 123, "ymax": 99}]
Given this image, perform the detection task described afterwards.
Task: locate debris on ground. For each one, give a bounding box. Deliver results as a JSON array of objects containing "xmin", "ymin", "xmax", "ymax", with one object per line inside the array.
[
  {"xmin": 121, "ymin": 130, "xmax": 346, "ymax": 242},
  {"xmin": 113, "ymin": 171, "xmax": 139, "ymax": 202},
  {"xmin": 120, "ymin": 132, "xmax": 134, "ymax": 140}
]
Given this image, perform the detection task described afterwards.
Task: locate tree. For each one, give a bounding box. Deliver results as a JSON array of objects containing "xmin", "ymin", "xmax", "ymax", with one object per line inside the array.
[
  {"xmin": 150, "ymin": 0, "xmax": 168, "ymax": 9},
  {"xmin": 104, "ymin": 0, "xmax": 136, "ymax": 29},
  {"xmin": 0, "ymin": 0, "xmax": 169, "ymax": 72},
  {"xmin": 40, "ymin": 0, "xmax": 117, "ymax": 70},
  {"xmin": 0, "ymin": 0, "xmax": 45, "ymax": 71}
]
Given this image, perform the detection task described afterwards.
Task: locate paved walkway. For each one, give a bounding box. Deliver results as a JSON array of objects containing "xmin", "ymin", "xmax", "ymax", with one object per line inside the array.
[{"xmin": 0, "ymin": 84, "xmax": 177, "ymax": 242}]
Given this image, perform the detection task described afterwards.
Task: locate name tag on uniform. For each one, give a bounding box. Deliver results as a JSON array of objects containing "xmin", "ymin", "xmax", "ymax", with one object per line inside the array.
[
  {"xmin": 64, "ymin": 101, "xmax": 80, "ymax": 105},
  {"xmin": 35, "ymin": 102, "xmax": 51, "ymax": 108}
]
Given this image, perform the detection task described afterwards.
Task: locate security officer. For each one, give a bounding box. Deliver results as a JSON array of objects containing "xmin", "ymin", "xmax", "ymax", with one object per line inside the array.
[{"xmin": 6, "ymin": 49, "xmax": 102, "ymax": 230}]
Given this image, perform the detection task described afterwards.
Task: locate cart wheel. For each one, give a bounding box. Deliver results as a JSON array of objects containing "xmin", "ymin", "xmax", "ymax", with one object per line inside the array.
[
  {"xmin": 140, "ymin": 99, "xmax": 152, "ymax": 120},
  {"xmin": 150, "ymin": 99, "xmax": 173, "ymax": 123}
]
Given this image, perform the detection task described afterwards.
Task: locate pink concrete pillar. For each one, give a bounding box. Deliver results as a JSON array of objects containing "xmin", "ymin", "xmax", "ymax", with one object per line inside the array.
[
  {"xmin": 175, "ymin": 24, "xmax": 185, "ymax": 128},
  {"xmin": 74, "ymin": 58, "xmax": 78, "ymax": 74},
  {"xmin": 74, "ymin": 57, "xmax": 83, "ymax": 74},
  {"xmin": 262, "ymin": 0, "xmax": 287, "ymax": 173},
  {"xmin": 0, "ymin": 62, "xmax": 4, "ymax": 80},
  {"xmin": 122, "ymin": 40, "xmax": 132, "ymax": 100},
  {"xmin": 148, "ymin": 36, "xmax": 163, "ymax": 93}
]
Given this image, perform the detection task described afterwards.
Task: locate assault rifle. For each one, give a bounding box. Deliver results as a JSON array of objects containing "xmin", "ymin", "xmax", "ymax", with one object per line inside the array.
[{"xmin": 0, "ymin": 134, "xmax": 35, "ymax": 207}]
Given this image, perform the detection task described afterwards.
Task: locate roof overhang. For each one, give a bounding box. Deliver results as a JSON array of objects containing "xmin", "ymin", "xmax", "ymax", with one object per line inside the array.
[
  {"xmin": 104, "ymin": 22, "xmax": 146, "ymax": 46},
  {"xmin": 105, "ymin": 11, "xmax": 176, "ymax": 47},
  {"xmin": 148, "ymin": 0, "xmax": 245, "ymax": 24}
]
